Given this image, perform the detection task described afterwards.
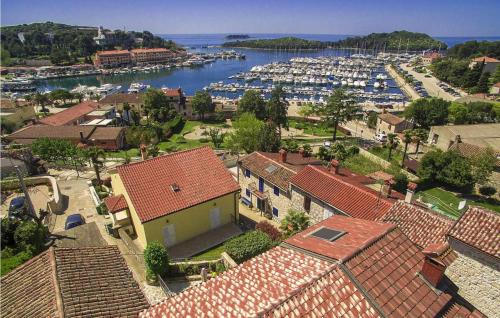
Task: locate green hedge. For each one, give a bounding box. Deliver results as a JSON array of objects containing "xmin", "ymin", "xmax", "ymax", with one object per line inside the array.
[{"xmin": 224, "ymin": 230, "xmax": 274, "ymax": 263}]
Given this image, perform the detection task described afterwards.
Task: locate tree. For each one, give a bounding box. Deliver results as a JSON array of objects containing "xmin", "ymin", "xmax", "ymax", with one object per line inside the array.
[
  {"xmin": 314, "ymin": 89, "xmax": 357, "ymax": 141},
  {"xmin": 490, "ymin": 65, "xmax": 500, "ymax": 85},
  {"xmin": 255, "ymin": 221, "xmax": 282, "ymax": 242},
  {"xmin": 367, "ymin": 111, "xmax": 378, "ymax": 129},
  {"xmin": 14, "ymin": 221, "xmax": 48, "ymax": 254},
  {"xmin": 129, "ymin": 109, "xmax": 141, "ymax": 126},
  {"xmin": 479, "ymin": 185, "xmax": 496, "ymax": 198},
  {"xmin": 266, "ymin": 86, "xmax": 288, "ymax": 138},
  {"xmin": 144, "ymin": 241, "xmax": 169, "ymax": 278},
  {"xmin": 302, "ymin": 144, "xmax": 313, "ymax": 156},
  {"xmin": 404, "ymin": 98, "xmax": 450, "ymax": 129},
  {"xmin": 33, "ymin": 92, "xmax": 50, "ymax": 113},
  {"xmin": 1, "ymin": 218, "xmax": 20, "ymax": 247},
  {"xmin": 84, "ymin": 146, "xmax": 106, "ymax": 185},
  {"xmin": 401, "ymin": 130, "xmax": 413, "ymax": 167},
  {"xmin": 281, "ymin": 139, "xmax": 300, "ymax": 153},
  {"xmin": 386, "ymin": 133, "xmax": 398, "ymax": 161},
  {"xmin": 144, "ymin": 88, "xmax": 176, "ymax": 123},
  {"xmin": 280, "ymin": 210, "xmax": 309, "ymax": 238},
  {"xmin": 297, "ymin": 103, "xmax": 314, "ymax": 120},
  {"xmin": 207, "ymin": 127, "xmax": 226, "ymax": 148},
  {"xmin": 448, "ymin": 102, "xmax": 469, "ymax": 124},
  {"xmin": 147, "ymin": 144, "xmax": 160, "ymax": 158},
  {"xmin": 412, "ymin": 129, "xmax": 428, "ymax": 155},
  {"xmin": 258, "ymin": 122, "xmax": 281, "ymax": 152},
  {"xmin": 123, "ymin": 102, "xmax": 131, "ymax": 124},
  {"xmin": 225, "ymin": 113, "xmax": 264, "ymax": 153},
  {"xmin": 469, "ymin": 148, "xmax": 497, "ymax": 185},
  {"xmin": 237, "ymin": 90, "xmax": 266, "ymax": 120},
  {"xmin": 473, "ymin": 71, "xmax": 491, "ymax": 94},
  {"xmin": 191, "ymin": 91, "xmax": 214, "ymax": 121}
]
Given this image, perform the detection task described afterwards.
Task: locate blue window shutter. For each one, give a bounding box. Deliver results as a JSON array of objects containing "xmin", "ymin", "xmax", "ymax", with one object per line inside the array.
[
  {"xmin": 272, "ymin": 207, "xmax": 279, "ymax": 217},
  {"xmin": 245, "ymin": 169, "xmax": 250, "ymax": 178},
  {"xmin": 245, "ymin": 188, "xmax": 250, "ymax": 197},
  {"xmin": 274, "ymin": 186, "xmax": 279, "ymax": 196}
]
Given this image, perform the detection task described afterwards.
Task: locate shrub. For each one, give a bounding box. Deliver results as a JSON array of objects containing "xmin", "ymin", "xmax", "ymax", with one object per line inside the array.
[
  {"xmin": 1, "ymin": 217, "xmax": 20, "ymax": 247},
  {"xmin": 346, "ymin": 145, "xmax": 360, "ymax": 157},
  {"xmin": 280, "ymin": 210, "xmax": 310, "ymax": 238},
  {"xmin": 255, "ymin": 221, "xmax": 282, "ymax": 242},
  {"xmin": 393, "ymin": 173, "xmax": 409, "ymax": 193},
  {"xmin": 479, "ymin": 185, "xmax": 497, "ymax": 197},
  {"xmin": 14, "ymin": 221, "xmax": 48, "ymax": 253},
  {"xmin": 144, "ymin": 241, "xmax": 169, "ymax": 277},
  {"xmin": 224, "ymin": 230, "xmax": 274, "ymax": 263}
]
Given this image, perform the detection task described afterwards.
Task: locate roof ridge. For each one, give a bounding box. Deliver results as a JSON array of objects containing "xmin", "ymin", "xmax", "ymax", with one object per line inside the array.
[
  {"xmin": 48, "ymin": 247, "xmax": 65, "ymax": 318},
  {"xmin": 390, "ymin": 201, "xmax": 455, "ymax": 223},
  {"xmin": 340, "ymin": 224, "xmax": 397, "ymax": 263},
  {"xmin": 117, "ymin": 145, "xmax": 211, "ymax": 171},
  {"xmin": 254, "ymin": 152, "xmax": 297, "ymax": 174}
]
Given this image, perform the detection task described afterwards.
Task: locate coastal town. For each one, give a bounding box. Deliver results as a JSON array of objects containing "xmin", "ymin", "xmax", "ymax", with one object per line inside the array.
[{"xmin": 1, "ymin": 2, "xmax": 500, "ymax": 318}]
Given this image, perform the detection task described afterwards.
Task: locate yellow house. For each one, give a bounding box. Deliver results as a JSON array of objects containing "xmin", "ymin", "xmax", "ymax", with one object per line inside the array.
[{"xmin": 106, "ymin": 146, "xmax": 240, "ymax": 252}]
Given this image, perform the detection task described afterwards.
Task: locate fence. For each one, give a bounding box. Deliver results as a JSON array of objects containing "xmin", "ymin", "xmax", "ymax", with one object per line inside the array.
[{"xmin": 157, "ymin": 275, "xmax": 176, "ymax": 297}]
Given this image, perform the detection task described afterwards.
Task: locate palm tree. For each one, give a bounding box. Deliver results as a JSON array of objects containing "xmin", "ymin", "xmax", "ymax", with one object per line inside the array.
[
  {"xmin": 387, "ymin": 133, "xmax": 398, "ymax": 161},
  {"xmin": 84, "ymin": 146, "xmax": 106, "ymax": 185},
  {"xmin": 401, "ymin": 130, "xmax": 413, "ymax": 167},
  {"xmin": 280, "ymin": 209, "xmax": 310, "ymax": 238},
  {"xmin": 123, "ymin": 102, "xmax": 131, "ymax": 125},
  {"xmin": 413, "ymin": 129, "xmax": 429, "ymax": 157}
]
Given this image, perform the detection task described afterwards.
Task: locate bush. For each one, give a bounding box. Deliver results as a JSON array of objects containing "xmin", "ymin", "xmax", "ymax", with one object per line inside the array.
[
  {"xmin": 347, "ymin": 145, "xmax": 360, "ymax": 157},
  {"xmin": 224, "ymin": 230, "xmax": 274, "ymax": 263},
  {"xmin": 255, "ymin": 221, "xmax": 282, "ymax": 242},
  {"xmin": 1, "ymin": 218, "xmax": 20, "ymax": 247},
  {"xmin": 280, "ymin": 210, "xmax": 310, "ymax": 238},
  {"xmin": 14, "ymin": 221, "xmax": 48, "ymax": 253},
  {"xmin": 144, "ymin": 242, "xmax": 169, "ymax": 276},
  {"xmin": 393, "ymin": 173, "xmax": 409, "ymax": 193},
  {"xmin": 479, "ymin": 185, "xmax": 497, "ymax": 197}
]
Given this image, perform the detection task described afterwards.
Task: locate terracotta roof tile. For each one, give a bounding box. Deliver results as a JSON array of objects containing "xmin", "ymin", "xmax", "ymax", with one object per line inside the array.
[
  {"xmin": 162, "ymin": 88, "xmax": 183, "ymax": 97},
  {"xmin": 99, "ymin": 93, "xmax": 144, "ymax": 105},
  {"xmin": 472, "ymin": 56, "xmax": 500, "ymax": 63},
  {"xmin": 117, "ymin": 146, "xmax": 240, "ymax": 222},
  {"xmin": 131, "ymin": 48, "xmax": 171, "ymax": 53},
  {"xmin": 448, "ymin": 207, "xmax": 500, "ymax": 258},
  {"xmin": 291, "ymin": 165, "xmax": 396, "ymax": 220},
  {"xmin": 38, "ymin": 101, "xmax": 99, "ymax": 126},
  {"xmin": 0, "ymin": 246, "xmax": 148, "ymax": 318},
  {"xmin": 104, "ymin": 194, "xmax": 129, "ymax": 213},
  {"xmin": 378, "ymin": 113, "xmax": 405, "ymax": 126},
  {"xmin": 97, "ymin": 50, "xmax": 130, "ymax": 56},
  {"xmin": 380, "ymin": 201, "xmax": 455, "ymax": 249},
  {"xmin": 6, "ymin": 125, "xmax": 124, "ymax": 143},
  {"xmin": 139, "ymin": 246, "xmax": 334, "ymax": 318}
]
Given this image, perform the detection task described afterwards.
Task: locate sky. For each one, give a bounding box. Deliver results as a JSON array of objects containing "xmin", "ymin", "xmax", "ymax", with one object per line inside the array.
[{"xmin": 1, "ymin": 0, "xmax": 499, "ymax": 36}]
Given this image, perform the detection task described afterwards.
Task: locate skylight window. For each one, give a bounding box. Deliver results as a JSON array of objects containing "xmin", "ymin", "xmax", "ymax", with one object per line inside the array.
[
  {"xmin": 310, "ymin": 228, "xmax": 346, "ymax": 242},
  {"xmin": 265, "ymin": 164, "xmax": 278, "ymax": 174},
  {"xmin": 171, "ymin": 183, "xmax": 180, "ymax": 192}
]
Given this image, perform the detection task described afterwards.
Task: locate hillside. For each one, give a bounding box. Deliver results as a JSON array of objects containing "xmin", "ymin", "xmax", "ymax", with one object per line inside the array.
[
  {"xmin": 446, "ymin": 40, "xmax": 500, "ymax": 59},
  {"xmin": 222, "ymin": 37, "xmax": 329, "ymax": 50},
  {"xmin": 330, "ymin": 30, "xmax": 447, "ymax": 51},
  {"xmin": 0, "ymin": 21, "xmax": 181, "ymax": 66}
]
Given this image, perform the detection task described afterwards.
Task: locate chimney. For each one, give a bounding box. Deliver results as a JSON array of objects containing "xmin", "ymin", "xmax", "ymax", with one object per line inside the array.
[
  {"xmin": 330, "ymin": 159, "xmax": 340, "ymax": 174},
  {"xmin": 140, "ymin": 144, "xmax": 148, "ymax": 161},
  {"xmin": 299, "ymin": 148, "xmax": 305, "ymax": 157},
  {"xmin": 381, "ymin": 178, "xmax": 394, "ymax": 197},
  {"xmin": 278, "ymin": 149, "xmax": 287, "ymax": 163},
  {"xmin": 454, "ymin": 134, "xmax": 462, "ymax": 144},
  {"xmin": 420, "ymin": 243, "xmax": 449, "ymax": 287},
  {"xmin": 405, "ymin": 182, "xmax": 417, "ymax": 203}
]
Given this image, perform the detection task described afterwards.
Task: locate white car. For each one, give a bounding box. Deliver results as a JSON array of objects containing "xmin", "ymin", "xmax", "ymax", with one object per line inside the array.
[{"xmin": 375, "ymin": 133, "xmax": 388, "ymax": 142}]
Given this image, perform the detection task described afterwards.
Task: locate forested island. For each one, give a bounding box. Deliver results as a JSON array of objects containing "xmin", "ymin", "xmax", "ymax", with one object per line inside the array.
[
  {"xmin": 0, "ymin": 21, "xmax": 181, "ymax": 66},
  {"xmin": 330, "ymin": 31, "xmax": 447, "ymax": 51},
  {"xmin": 222, "ymin": 37, "xmax": 330, "ymax": 50},
  {"xmin": 430, "ymin": 40, "xmax": 500, "ymax": 93},
  {"xmin": 225, "ymin": 34, "xmax": 250, "ymax": 40}
]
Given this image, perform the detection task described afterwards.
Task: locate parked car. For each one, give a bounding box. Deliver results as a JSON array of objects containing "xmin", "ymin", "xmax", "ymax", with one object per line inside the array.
[
  {"xmin": 8, "ymin": 196, "xmax": 28, "ymax": 220},
  {"xmin": 374, "ymin": 133, "xmax": 388, "ymax": 142},
  {"xmin": 65, "ymin": 214, "xmax": 85, "ymax": 230}
]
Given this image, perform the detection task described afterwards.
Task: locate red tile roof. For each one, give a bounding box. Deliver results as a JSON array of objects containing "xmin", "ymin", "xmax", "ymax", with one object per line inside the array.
[
  {"xmin": 38, "ymin": 101, "xmax": 98, "ymax": 126},
  {"xmin": 380, "ymin": 201, "xmax": 455, "ymax": 249},
  {"xmin": 346, "ymin": 228, "xmax": 455, "ymax": 317},
  {"xmin": 103, "ymin": 194, "xmax": 128, "ymax": 213},
  {"xmin": 378, "ymin": 113, "xmax": 405, "ymax": 126},
  {"xmin": 162, "ymin": 87, "xmax": 183, "ymax": 97},
  {"xmin": 1, "ymin": 246, "xmax": 149, "ymax": 318},
  {"xmin": 290, "ymin": 165, "xmax": 396, "ymax": 220},
  {"xmin": 472, "ymin": 56, "xmax": 500, "ymax": 63},
  {"xmin": 139, "ymin": 246, "xmax": 335, "ymax": 318},
  {"xmin": 285, "ymin": 215, "xmax": 395, "ymax": 262},
  {"xmin": 131, "ymin": 48, "xmax": 170, "ymax": 53},
  {"xmin": 448, "ymin": 207, "xmax": 500, "ymax": 258},
  {"xmin": 97, "ymin": 50, "xmax": 131, "ymax": 56},
  {"xmin": 117, "ymin": 146, "xmax": 240, "ymax": 223}
]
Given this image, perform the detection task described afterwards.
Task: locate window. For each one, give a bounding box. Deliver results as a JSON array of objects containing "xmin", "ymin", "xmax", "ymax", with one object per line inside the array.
[
  {"xmin": 274, "ymin": 186, "xmax": 280, "ymax": 196},
  {"xmin": 272, "ymin": 207, "xmax": 279, "ymax": 217},
  {"xmin": 304, "ymin": 196, "xmax": 311, "ymax": 212},
  {"xmin": 245, "ymin": 169, "xmax": 250, "ymax": 178},
  {"xmin": 245, "ymin": 188, "xmax": 251, "ymax": 197}
]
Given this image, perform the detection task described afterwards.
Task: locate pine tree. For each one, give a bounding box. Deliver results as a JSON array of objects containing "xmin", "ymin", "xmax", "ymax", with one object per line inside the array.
[{"xmin": 474, "ymin": 71, "xmax": 491, "ymax": 94}]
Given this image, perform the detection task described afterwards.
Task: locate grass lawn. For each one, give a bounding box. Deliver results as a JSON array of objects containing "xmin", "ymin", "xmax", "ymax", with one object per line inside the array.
[
  {"xmin": 369, "ymin": 146, "xmax": 403, "ymax": 164},
  {"xmin": 106, "ymin": 148, "xmax": 140, "ymax": 159},
  {"xmin": 1, "ymin": 252, "xmax": 31, "ymax": 276},
  {"xmin": 181, "ymin": 120, "xmax": 228, "ymax": 135},
  {"xmin": 342, "ymin": 154, "xmax": 384, "ymax": 175},
  {"xmin": 416, "ymin": 187, "xmax": 500, "ymax": 219},
  {"xmin": 157, "ymin": 134, "xmax": 211, "ymax": 152},
  {"xmin": 190, "ymin": 244, "xmax": 226, "ymax": 261},
  {"xmin": 289, "ymin": 119, "xmax": 344, "ymax": 137}
]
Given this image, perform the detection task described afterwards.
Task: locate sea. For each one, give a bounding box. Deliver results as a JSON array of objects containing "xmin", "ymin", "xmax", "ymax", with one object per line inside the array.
[{"xmin": 36, "ymin": 34, "xmax": 500, "ymax": 96}]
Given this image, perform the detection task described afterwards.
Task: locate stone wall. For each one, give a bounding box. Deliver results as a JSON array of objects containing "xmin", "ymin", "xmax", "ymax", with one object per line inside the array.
[
  {"xmin": 445, "ymin": 251, "xmax": 500, "ymax": 318},
  {"xmin": 238, "ymin": 167, "xmax": 292, "ymax": 222},
  {"xmin": 290, "ymin": 185, "xmax": 348, "ymax": 225}
]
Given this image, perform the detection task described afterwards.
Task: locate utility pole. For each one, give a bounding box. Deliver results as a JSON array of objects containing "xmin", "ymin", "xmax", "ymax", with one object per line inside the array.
[{"xmin": 14, "ymin": 165, "xmax": 36, "ymax": 218}]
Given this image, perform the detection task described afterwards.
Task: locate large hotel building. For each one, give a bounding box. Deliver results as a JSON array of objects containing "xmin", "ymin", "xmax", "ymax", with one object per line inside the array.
[{"xmin": 94, "ymin": 48, "xmax": 174, "ymax": 67}]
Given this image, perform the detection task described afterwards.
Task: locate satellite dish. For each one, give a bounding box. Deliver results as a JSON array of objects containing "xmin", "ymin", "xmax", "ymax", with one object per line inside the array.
[{"xmin": 458, "ymin": 200, "xmax": 467, "ymax": 210}]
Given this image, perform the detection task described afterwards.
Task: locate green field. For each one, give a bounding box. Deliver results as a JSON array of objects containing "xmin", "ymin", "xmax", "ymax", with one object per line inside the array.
[
  {"xmin": 189, "ymin": 244, "xmax": 226, "ymax": 261},
  {"xmin": 342, "ymin": 154, "xmax": 384, "ymax": 175},
  {"xmin": 368, "ymin": 146, "xmax": 403, "ymax": 164}
]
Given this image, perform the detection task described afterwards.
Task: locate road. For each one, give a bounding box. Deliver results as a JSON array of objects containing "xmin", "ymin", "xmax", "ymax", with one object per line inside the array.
[
  {"xmin": 386, "ymin": 65, "xmax": 420, "ymax": 101},
  {"xmin": 400, "ymin": 63, "xmax": 462, "ymax": 101}
]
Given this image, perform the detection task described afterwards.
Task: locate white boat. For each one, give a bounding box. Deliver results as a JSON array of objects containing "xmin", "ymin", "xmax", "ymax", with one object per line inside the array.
[
  {"xmin": 97, "ymin": 84, "xmax": 122, "ymax": 96},
  {"xmin": 128, "ymin": 82, "xmax": 150, "ymax": 93}
]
